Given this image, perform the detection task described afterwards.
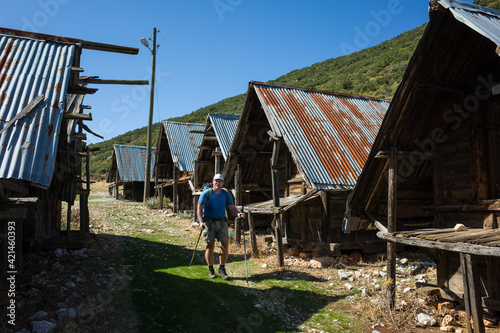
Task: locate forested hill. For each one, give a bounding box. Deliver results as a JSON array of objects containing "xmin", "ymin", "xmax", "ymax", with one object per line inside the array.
[{"xmin": 89, "ymin": 24, "xmax": 427, "ymax": 179}]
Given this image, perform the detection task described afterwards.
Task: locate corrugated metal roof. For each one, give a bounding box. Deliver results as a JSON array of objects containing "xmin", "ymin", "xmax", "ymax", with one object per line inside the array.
[
  {"xmin": 114, "ymin": 144, "xmax": 156, "ymax": 182},
  {"xmin": 208, "ymin": 113, "xmax": 240, "ymax": 161},
  {"xmin": 0, "ymin": 34, "xmax": 75, "ymax": 187},
  {"xmin": 253, "ymin": 82, "xmax": 389, "ymax": 190},
  {"xmin": 437, "ymin": 0, "xmax": 500, "ymax": 47},
  {"xmin": 162, "ymin": 121, "xmax": 204, "ymax": 172}
]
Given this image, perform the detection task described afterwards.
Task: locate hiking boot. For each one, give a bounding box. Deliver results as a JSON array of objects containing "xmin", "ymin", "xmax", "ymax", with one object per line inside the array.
[
  {"xmin": 218, "ymin": 267, "xmax": 230, "ymax": 280},
  {"xmin": 208, "ymin": 268, "xmax": 216, "ymax": 279}
]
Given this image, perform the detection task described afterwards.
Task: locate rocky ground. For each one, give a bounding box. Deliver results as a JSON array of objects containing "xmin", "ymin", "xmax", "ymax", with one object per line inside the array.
[{"xmin": 2, "ymin": 187, "xmax": 500, "ymax": 332}]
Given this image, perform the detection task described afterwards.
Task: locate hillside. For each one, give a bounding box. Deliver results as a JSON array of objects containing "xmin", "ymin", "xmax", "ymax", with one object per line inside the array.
[{"xmin": 88, "ymin": 24, "xmax": 426, "ymax": 180}]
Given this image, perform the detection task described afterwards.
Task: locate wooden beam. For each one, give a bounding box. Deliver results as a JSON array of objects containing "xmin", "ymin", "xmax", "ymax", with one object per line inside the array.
[
  {"xmin": 71, "ymin": 67, "xmax": 84, "ymax": 72},
  {"xmin": 377, "ymin": 232, "xmax": 500, "ymax": 256},
  {"xmin": 67, "ymin": 86, "xmax": 98, "ymax": 95},
  {"xmin": 73, "ymin": 133, "xmax": 87, "ymax": 140},
  {"xmin": 414, "ymin": 83, "xmax": 465, "ymax": 99},
  {"xmin": 86, "ymin": 78, "xmax": 149, "ymax": 85},
  {"xmin": 422, "ymin": 202, "xmax": 500, "ymax": 211},
  {"xmin": 365, "ymin": 159, "xmax": 389, "ymax": 211},
  {"xmin": 363, "ymin": 210, "xmax": 388, "ymax": 233},
  {"xmin": 80, "ymin": 40, "xmax": 139, "ymax": 55},
  {"xmin": 0, "ymin": 197, "xmax": 38, "ymax": 208},
  {"xmin": 228, "ymin": 151, "xmax": 272, "ymax": 157},
  {"xmin": 63, "ymin": 112, "xmax": 92, "ymax": 120},
  {"xmin": 375, "ymin": 150, "xmax": 435, "ymax": 160},
  {"xmin": 81, "ymin": 123, "xmax": 104, "ymax": 139},
  {"xmin": 0, "ymin": 95, "xmax": 44, "ymax": 135}
]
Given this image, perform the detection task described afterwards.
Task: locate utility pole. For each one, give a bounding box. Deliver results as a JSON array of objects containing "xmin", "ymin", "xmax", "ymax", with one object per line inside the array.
[{"xmin": 143, "ymin": 27, "xmax": 157, "ymax": 204}]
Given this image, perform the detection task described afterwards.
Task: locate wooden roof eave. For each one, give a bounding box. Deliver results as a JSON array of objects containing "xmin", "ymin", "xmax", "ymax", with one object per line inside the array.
[
  {"xmin": 223, "ymin": 84, "xmax": 261, "ymax": 185},
  {"xmin": 377, "ymin": 229, "xmax": 500, "ymax": 257}
]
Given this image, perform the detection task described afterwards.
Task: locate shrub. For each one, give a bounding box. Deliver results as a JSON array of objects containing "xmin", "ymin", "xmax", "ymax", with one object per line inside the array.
[{"xmin": 145, "ymin": 196, "xmax": 171, "ymax": 209}]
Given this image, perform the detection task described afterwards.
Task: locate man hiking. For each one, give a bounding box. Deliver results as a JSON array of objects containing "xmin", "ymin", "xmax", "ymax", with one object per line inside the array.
[{"xmin": 197, "ymin": 173, "xmax": 245, "ymax": 279}]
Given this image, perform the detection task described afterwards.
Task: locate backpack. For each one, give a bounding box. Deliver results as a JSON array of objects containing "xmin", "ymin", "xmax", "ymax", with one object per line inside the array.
[{"xmin": 202, "ymin": 187, "xmax": 231, "ymax": 208}]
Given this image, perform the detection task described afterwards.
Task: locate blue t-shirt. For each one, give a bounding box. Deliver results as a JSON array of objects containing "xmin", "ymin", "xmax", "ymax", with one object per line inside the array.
[{"xmin": 198, "ymin": 189, "xmax": 234, "ymax": 219}]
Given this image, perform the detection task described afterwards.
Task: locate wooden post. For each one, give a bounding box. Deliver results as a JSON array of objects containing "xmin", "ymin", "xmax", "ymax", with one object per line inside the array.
[
  {"xmin": 85, "ymin": 147, "xmax": 90, "ymax": 232},
  {"xmin": 115, "ymin": 169, "xmax": 119, "ymax": 199},
  {"xmin": 248, "ymin": 212, "xmax": 258, "ymax": 257},
  {"xmin": 386, "ymin": 147, "xmax": 397, "ymax": 308},
  {"xmin": 235, "ymin": 165, "xmax": 242, "ymax": 244},
  {"xmin": 193, "ymin": 160, "xmax": 199, "ymax": 190},
  {"xmin": 461, "ymin": 253, "xmax": 485, "ymax": 333},
  {"xmin": 0, "ymin": 182, "xmax": 5, "ymax": 200},
  {"xmin": 66, "ymin": 203, "xmax": 72, "ymax": 242},
  {"xmin": 214, "ymin": 147, "xmax": 221, "ymax": 174},
  {"xmin": 155, "ymin": 152, "xmax": 159, "ymax": 198},
  {"xmin": 79, "ymin": 193, "xmax": 86, "ymax": 240},
  {"xmin": 272, "ymin": 168, "xmax": 284, "ymax": 267},
  {"xmin": 173, "ymin": 168, "xmax": 178, "ymax": 213},
  {"xmin": 143, "ymin": 27, "xmax": 156, "ymax": 204},
  {"xmin": 321, "ymin": 191, "xmax": 329, "ymax": 243},
  {"xmin": 271, "ymin": 137, "xmax": 284, "ymax": 267},
  {"xmin": 159, "ymin": 185, "xmax": 163, "ymax": 210}
]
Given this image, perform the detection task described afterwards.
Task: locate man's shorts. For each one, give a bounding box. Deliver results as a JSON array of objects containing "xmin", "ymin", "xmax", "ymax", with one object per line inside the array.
[{"xmin": 202, "ymin": 218, "xmax": 229, "ymax": 243}]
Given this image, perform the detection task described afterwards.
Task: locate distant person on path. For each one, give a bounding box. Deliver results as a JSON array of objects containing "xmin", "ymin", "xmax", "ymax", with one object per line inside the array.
[{"xmin": 197, "ymin": 173, "xmax": 244, "ymax": 279}]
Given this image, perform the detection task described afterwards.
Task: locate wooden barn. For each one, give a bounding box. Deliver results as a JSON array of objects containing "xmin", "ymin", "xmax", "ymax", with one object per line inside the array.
[
  {"xmin": 223, "ymin": 81, "xmax": 390, "ymax": 264},
  {"xmin": 107, "ymin": 145, "xmax": 156, "ymax": 201},
  {"xmin": 154, "ymin": 121, "xmax": 204, "ymax": 213},
  {"xmin": 343, "ymin": 1, "xmax": 500, "ymax": 330},
  {"xmin": 192, "ymin": 113, "xmax": 240, "ymax": 221},
  {"xmin": 0, "ymin": 28, "xmax": 141, "ymax": 275}
]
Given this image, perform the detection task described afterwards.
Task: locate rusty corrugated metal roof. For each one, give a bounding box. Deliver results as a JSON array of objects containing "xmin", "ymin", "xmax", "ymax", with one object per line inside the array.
[
  {"xmin": 208, "ymin": 113, "xmax": 240, "ymax": 161},
  {"xmin": 253, "ymin": 82, "xmax": 389, "ymax": 190},
  {"xmin": 114, "ymin": 145, "xmax": 156, "ymax": 182},
  {"xmin": 162, "ymin": 121, "xmax": 204, "ymax": 172},
  {"xmin": 0, "ymin": 34, "xmax": 75, "ymax": 187}
]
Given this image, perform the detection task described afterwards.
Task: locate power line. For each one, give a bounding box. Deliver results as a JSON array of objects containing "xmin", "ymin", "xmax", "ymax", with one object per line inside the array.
[
  {"xmin": 156, "ymin": 0, "xmax": 174, "ymax": 29},
  {"xmin": 159, "ymin": 0, "xmax": 193, "ymax": 44}
]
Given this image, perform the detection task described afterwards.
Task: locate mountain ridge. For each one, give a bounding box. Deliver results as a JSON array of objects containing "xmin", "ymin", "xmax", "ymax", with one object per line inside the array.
[{"xmin": 89, "ymin": 24, "xmax": 427, "ymax": 179}]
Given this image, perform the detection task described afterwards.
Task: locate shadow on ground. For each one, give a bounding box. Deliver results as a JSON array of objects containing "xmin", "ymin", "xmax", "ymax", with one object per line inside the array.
[{"xmin": 115, "ymin": 235, "xmax": 347, "ymax": 333}]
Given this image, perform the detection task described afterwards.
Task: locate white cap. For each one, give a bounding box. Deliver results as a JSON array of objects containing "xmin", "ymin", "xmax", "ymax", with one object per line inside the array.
[{"xmin": 213, "ymin": 173, "xmax": 224, "ymax": 181}]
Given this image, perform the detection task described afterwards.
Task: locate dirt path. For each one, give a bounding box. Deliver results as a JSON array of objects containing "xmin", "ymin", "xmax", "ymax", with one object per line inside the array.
[{"xmin": 3, "ymin": 185, "xmax": 485, "ymax": 332}]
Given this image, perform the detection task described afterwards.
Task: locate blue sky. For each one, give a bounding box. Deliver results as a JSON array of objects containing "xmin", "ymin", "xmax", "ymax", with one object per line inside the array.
[{"xmin": 2, "ymin": 0, "xmax": 474, "ymax": 144}]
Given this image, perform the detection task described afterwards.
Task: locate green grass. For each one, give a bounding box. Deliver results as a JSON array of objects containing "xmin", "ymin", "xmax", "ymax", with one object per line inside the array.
[{"xmin": 89, "ymin": 197, "xmax": 369, "ymax": 332}]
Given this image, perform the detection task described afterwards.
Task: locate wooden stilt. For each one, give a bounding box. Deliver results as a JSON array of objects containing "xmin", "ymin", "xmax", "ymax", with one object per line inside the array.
[
  {"xmin": 461, "ymin": 253, "xmax": 485, "ymax": 333},
  {"xmin": 386, "ymin": 147, "xmax": 398, "ymax": 308},
  {"xmin": 272, "ymin": 168, "xmax": 284, "ymax": 267},
  {"xmin": 270, "ymin": 135, "xmax": 284, "ymax": 267},
  {"xmin": 235, "ymin": 165, "xmax": 242, "ymax": 244},
  {"xmin": 66, "ymin": 203, "xmax": 72, "ymax": 242},
  {"xmin": 248, "ymin": 212, "xmax": 258, "ymax": 257},
  {"xmin": 173, "ymin": 168, "xmax": 178, "ymax": 213},
  {"xmin": 159, "ymin": 185, "xmax": 163, "ymax": 210}
]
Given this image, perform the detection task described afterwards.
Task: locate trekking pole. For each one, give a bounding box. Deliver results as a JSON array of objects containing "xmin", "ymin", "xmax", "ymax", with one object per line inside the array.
[
  {"xmin": 189, "ymin": 227, "xmax": 203, "ymax": 266},
  {"xmin": 241, "ymin": 209, "xmax": 249, "ymax": 284}
]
